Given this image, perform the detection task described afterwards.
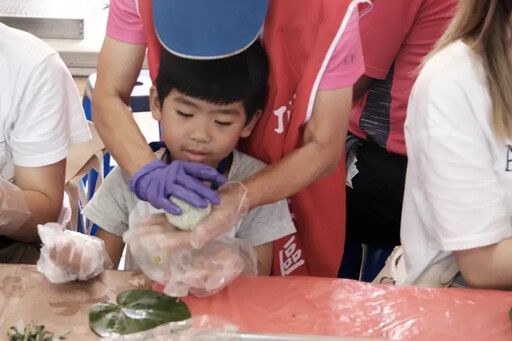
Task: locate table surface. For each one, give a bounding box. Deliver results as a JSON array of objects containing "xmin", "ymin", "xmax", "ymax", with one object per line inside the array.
[{"xmin": 1, "ymin": 265, "xmax": 511, "ymax": 340}]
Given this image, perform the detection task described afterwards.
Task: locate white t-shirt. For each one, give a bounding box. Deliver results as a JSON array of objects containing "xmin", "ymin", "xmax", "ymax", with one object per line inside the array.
[
  {"xmin": 400, "ymin": 40, "xmax": 512, "ymax": 285},
  {"xmin": 0, "ymin": 23, "xmax": 90, "ymax": 181}
]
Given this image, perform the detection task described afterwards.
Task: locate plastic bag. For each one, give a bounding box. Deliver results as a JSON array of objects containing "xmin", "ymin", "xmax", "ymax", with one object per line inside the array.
[
  {"xmin": 104, "ymin": 315, "xmax": 239, "ymax": 341},
  {"xmin": 162, "ymin": 236, "xmax": 257, "ymax": 297},
  {"xmin": 57, "ymin": 191, "xmax": 72, "ymax": 228},
  {"xmin": 0, "ymin": 177, "xmax": 31, "ymax": 235},
  {"xmin": 124, "ymin": 224, "xmax": 258, "ymax": 297},
  {"xmin": 37, "ymin": 222, "xmax": 113, "ymax": 283}
]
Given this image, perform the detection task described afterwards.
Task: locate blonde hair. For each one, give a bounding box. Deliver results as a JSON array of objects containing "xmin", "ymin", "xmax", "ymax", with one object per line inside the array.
[{"xmin": 432, "ymin": 0, "xmax": 512, "ymax": 139}]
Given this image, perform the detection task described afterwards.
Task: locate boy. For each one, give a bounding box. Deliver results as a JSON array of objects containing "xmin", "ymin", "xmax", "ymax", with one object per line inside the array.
[{"xmin": 44, "ymin": 41, "xmax": 296, "ymax": 278}]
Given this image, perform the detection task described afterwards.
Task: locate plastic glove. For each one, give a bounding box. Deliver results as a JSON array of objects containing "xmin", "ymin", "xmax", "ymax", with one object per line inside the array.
[
  {"xmin": 123, "ymin": 214, "xmax": 192, "ymax": 272},
  {"xmin": 130, "ymin": 160, "xmax": 226, "ymax": 215},
  {"xmin": 163, "ymin": 236, "xmax": 257, "ymax": 297},
  {"xmin": 37, "ymin": 223, "xmax": 113, "ymax": 283},
  {"xmin": 126, "ymin": 182, "xmax": 251, "ymax": 254},
  {"xmin": 0, "ymin": 177, "xmax": 31, "ymax": 236},
  {"xmin": 189, "ymin": 182, "xmax": 250, "ymax": 249},
  {"xmin": 124, "ymin": 215, "xmax": 257, "ymax": 297}
]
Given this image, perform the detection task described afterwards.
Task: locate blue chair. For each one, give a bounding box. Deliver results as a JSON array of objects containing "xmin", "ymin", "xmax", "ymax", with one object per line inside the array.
[
  {"xmin": 81, "ymin": 70, "xmax": 152, "ymax": 234},
  {"xmin": 338, "ymin": 242, "xmax": 394, "ymax": 282},
  {"xmin": 359, "ymin": 244, "xmax": 394, "ymax": 282},
  {"xmin": 82, "ymin": 70, "xmax": 152, "ymax": 175}
]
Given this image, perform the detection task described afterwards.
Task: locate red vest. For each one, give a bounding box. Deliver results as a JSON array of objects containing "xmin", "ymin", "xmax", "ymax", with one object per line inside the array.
[{"xmin": 138, "ymin": 0, "xmax": 356, "ymax": 277}]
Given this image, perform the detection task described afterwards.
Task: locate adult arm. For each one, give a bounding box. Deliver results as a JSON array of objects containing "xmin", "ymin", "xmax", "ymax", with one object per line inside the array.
[
  {"xmin": 162, "ymin": 87, "xmax": 352, "ymax": 250},
  {"xmin": 93, "ymin": 38, "xmax": 224, "ymax": 211},
  {"xmin": 453, "ymin": 242, "xmax": 512, "ymax": 289},
  {"xmin": 353, "ymin": 75, "xmax": 373, "ymax": 100},
  {"xmin": 244, "ymin": 86, "xmax": 352, "ymax": 208},
  {"xmin": 5, "ymin": 161, "xmax": 65, "ymax": 242},
  {"xmin": 92, "ymin": 37, "xmax": 155, "ymax": 175},
  {"xmin": 3, "ymin": 52, "xmax": 86, "ymax": 241}
]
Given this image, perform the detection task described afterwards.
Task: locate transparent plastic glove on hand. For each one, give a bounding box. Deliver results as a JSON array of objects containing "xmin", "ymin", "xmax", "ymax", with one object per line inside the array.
[
  {"xmin": 130, "ymin": 160, "xmax": 226, "ymax": 215},
  {"xmin": 190, "ymin": 182, "xmax": 250, "ymax": 249},
  {"xmin": 124, "ymin": 215, "xmax": 257, "ymax": 297},
  {"xmin": 37, "ymin": 223, "xmax": 113, "ymax": 283},
  {"xmin": 127, "ymin": 182, "xmax": 250, "ymax": 254},
  {"xmin": 163, "ymin": 236, "xmax": 258, "ymax": 297},
  {"xmin": 0, "ymin": 177, "xmax": 30, "ymax": 236},
  {"xmin": 123, "ymin": 214, "xmax": 192, "ymax": 272}
]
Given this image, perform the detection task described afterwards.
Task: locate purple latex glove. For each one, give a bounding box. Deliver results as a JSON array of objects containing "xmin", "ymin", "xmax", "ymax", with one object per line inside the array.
[{"xmin": 130, "ymin": 160, "xmax": 226, "ymax": 215}]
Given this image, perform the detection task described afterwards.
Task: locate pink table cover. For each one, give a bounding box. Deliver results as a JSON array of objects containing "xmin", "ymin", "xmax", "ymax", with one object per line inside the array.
[{"xmin": 175, "ymin": 276, "xmax": 512, "ymax": 340}]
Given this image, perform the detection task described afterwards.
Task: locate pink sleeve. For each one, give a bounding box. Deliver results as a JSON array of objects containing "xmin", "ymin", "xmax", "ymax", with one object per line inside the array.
[
  {"xmin": 106, "ymin": 0, "xmax": 146, "ymax": 44},
  {"xmin": 318, "ymin": 9, "xmax": 365, "ymax": 90}
]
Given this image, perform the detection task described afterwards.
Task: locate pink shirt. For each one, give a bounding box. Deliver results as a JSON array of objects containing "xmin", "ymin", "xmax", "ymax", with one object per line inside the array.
[
  {"xmin": 349, "ymin": 0, "xmax": 457, "ymax": 155},
  {"xmin": 318, "ymin": 9, "xmax": 365, "ymax": 90},
  {"xmin": 106, "ymin": 0, "xmax": 364, "ymax": 90}
]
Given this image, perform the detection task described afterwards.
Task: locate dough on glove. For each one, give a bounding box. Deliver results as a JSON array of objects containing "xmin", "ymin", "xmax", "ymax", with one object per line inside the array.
[{"xmin": 165, "ymin": 197, "xmax": 212, "ymax": 231}]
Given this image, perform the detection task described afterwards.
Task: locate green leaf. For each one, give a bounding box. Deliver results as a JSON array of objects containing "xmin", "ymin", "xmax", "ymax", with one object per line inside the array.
[
  {"xmin": 89, "ymin": 289, "xmax": 191, "ymax": 337},
  {"xmin": 509, "ymin": 307, "xmax": 512, "ymax": 323}
]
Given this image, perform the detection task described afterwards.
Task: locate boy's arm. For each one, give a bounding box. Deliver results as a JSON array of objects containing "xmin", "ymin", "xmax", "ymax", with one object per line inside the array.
[
  {"xmin": 95, "ymin": 228, "xmax": 125, "ymax": 269},
  {"xmin": 80, "ymin": 167, "xmax": 138, "ymax": 270},
  {"xmin": 5, "ymin": 160, "xmax": 65, "ymax": 242},
  {"xmin": 254, "ymin": 242, "xmax": 273, "ymax": 276}
]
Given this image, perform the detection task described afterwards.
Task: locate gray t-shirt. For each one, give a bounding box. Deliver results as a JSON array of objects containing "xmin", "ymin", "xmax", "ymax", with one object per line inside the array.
[{"xmin": 83, "ymin": 150, "xmax": 296, "ymax": 267}]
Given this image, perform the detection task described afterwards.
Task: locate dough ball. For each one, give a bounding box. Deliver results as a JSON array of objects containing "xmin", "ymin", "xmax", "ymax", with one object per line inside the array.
[{"xmin": 165, "ymin": 197, "xmax": 212, "ymax": 231}]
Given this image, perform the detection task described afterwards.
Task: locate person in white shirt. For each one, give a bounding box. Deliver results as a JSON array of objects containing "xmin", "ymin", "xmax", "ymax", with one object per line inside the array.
[
  {"xmin": 0, "ymin": 23, "xmax": 90, "ymax": 263},
  {"xmin": 400, "ymin": 0, "xmax": 512, "ymax": 289}
]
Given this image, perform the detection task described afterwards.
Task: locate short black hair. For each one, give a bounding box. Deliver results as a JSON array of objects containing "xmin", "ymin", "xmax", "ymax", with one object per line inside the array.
[{"xmin": 155, "ymin": 40, "xmax": 269, "ymax": 124}]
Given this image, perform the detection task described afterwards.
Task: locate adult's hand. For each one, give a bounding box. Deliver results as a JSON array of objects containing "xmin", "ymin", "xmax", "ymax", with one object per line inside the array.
[
  {"xmin": 128, "ymin": 182, "xmax": 249, "ymax": 252},
  {"xmin": 38, "ymin": 223, "xmax": 113, "ymax": 283},
  {"xmin": 190, "ymin": 182, "xmax": 250, "ymax": 248},
  {"xmin": 130, "ymin": 160, "xmax": 226, "ymax": 214}
]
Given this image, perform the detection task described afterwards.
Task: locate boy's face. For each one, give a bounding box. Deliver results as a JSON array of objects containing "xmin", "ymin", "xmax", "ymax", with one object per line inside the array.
[{"xmin": 150, "ymin": 87, "xmax": 259, "ymax": 168}]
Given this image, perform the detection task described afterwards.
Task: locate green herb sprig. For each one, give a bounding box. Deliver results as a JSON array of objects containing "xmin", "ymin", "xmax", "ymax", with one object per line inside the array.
[{"xmin": 8, "ymin": 320, "xmax": 70, "ymax": 341}]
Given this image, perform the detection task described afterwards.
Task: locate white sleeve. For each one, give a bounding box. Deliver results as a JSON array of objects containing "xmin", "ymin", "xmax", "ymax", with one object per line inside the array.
[
  {"xmin": 11, "ymin": 53, "xmax": 90, "ymax": 168},
  {"xmin": 405, "ymin": 75, "xmax": 511, "ymax": 251}
]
